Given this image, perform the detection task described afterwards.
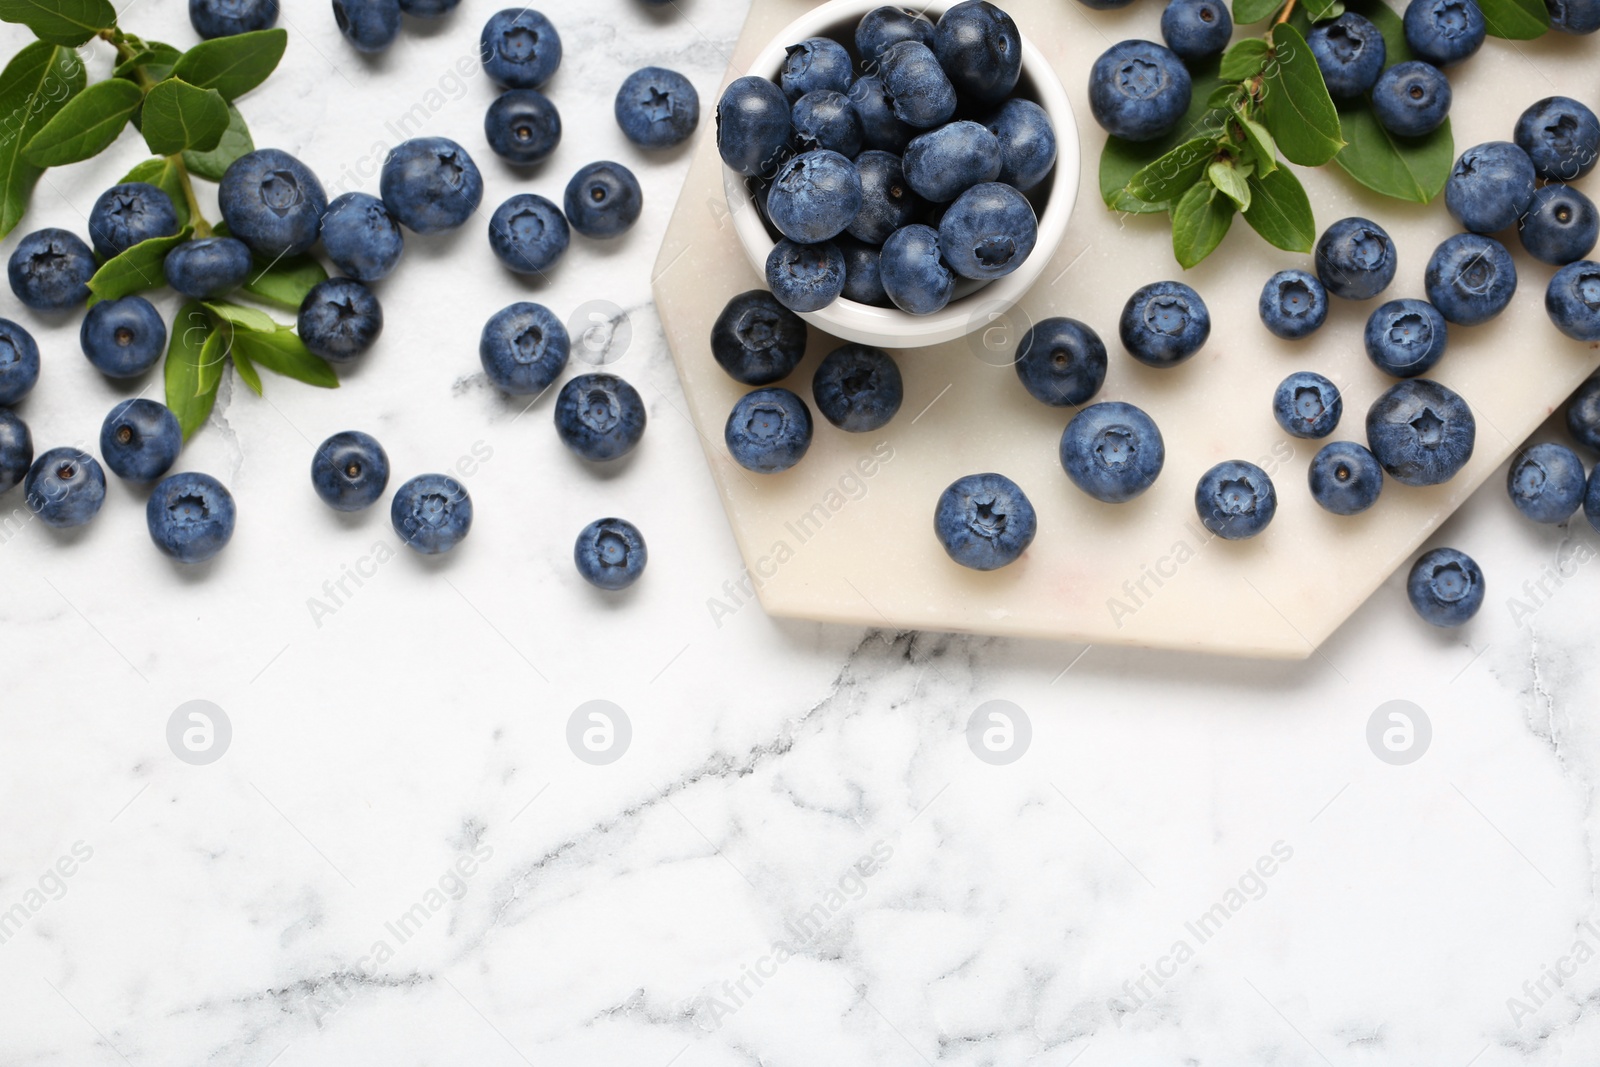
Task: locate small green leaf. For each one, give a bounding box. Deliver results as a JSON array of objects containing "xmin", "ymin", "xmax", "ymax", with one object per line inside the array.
[
  {"xmin": 114, "ymin": 42, "xmax": 181, "ymax": 82},
  {"xmin": 1236, "ymin": 114, "xmax": 1279, "ymax": 175},
  {"xmin": 182, "ymin": 103, "xmax": 253, "ymax": 182},
  {"xmin": 86, "ymin": 228, "xmax": 191, "ymax": 301},
  {"xmin": 230, "ymin": 327, "xmax": 339, "ymax": 388},
  {"xmin": 1207, "ymin": 85, "xmax": 1244, "ymax": 110},
  {"xmin": 1126, "ymin": 137, "xmax": 1216, "ymax": 203},
  {"xmin": 171, "ymin": 29, "xmax": 288, "ymax": 101},
  {"xmin": 240, "ymin": 253, "xmax": 328, "ymax": 309},
  {"xmin": 0, "ymin": 41, "xmax": 85, "ymax": 242},
  {"xmin": 1242, "ymin": 164, "xmax": 1316, "ymax": 252},
  {"xmin": 1220, "ymin": 38, "xmax": 1271, "ymax": 79},
  {"xmin": 164, "ymin": 302, "xmax": 223, "ymax": 439},
  {"xmin": 1171, "ymin": 181, "xmax": 1235, "ymax": 268},
  {"xmin": 1334, "ymin": 106, "xmax": 1453, "ymax": 203},
  {"xmin": 1233, "ymin": 0, "xmax": 1282, "ymax": 24},
  {"xmin": 203, "ymin": 300, "xmax": 279, "ymax": 332},
  {"xmin": 0, "ymin": 0, "xmax": 116, "ymax": 46},
  {"xmin": 1477, "ymin": 0, "xmax": 1549, "ymax": 38},
  {"xmin": 231, "ymin": 344, "xmax": 263, "ymax": 395},
  {"xmin": 1208, "ymin": 159, "xmax": 1253, "ymax": 211},
  {"xmin": 121, "ymin": 156, "xmax": 190, "ymax": 229},
  {"xmin": 1261, "ymin": 24, "xmax": 1345, "ymax": 166},
  {"xmin": 1304, "ymin": 0, "xmax": 1345, "ymax": 19},
  {"xmin": 140, "ymin": 79, "xmax": 229, "ymax": 156},
  {"xmin": 1100, "ymin": 59, "xmax": 1228, "ymax": 214},
  {"xmin": 21, "ymin": 77, "xmax": 141, "ymax": 167}
]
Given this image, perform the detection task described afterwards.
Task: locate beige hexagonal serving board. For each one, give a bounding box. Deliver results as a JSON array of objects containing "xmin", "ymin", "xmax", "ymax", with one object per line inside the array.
[{"xmin": 652, "ymin": 0, "xmax": 1600, "ymax": 658}]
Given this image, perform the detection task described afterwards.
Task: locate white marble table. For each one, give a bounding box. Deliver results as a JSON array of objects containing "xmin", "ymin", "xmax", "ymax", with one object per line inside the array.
[{"xmin": 2, "ymin": 1, "xmax": 1599, "ymax": 1064}]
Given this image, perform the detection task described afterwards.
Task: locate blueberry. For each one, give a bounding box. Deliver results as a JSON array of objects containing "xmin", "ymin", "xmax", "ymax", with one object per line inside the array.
[
  {"xmin": 1308, "ymin": 440, "xmax": 1384, "ymax": 515},
  {"xmin": 480, "ymin": 302, "xmax": 569, "ymax": 394},
  {"xmin": 1077, "ymin": 0, "xmax": 1137, "ymax": 9},
  {"xmin": 1364, "ymin": 298, "xmax": 1449, "ymax": 378},
  {"xmin": 80, "ymin": 296, "xmax": 167, "ymax": 379},
  {"xmin": 25, "ymin": 448, "xmax": 106, "ymax": 528},
  {"xmin": 985, "ymin": 99, "xmax": 1056, "ymax": 192},
  {"xmin": 615, "ymin": 67, "xmax": 697, "ymax": 149},
  {"xmin": 934, "ymin": 472, "xmax": 1036, "ymax": 570},
  {"xmin": 1519, "ymin": 184, "xmax": 1599, "ymax": 266},
  {"xmin": 380, "ymin": 137, "xmax": 483, "ymax": 235},
  {"xmin": 1013, "ymin": 318, "xmax": 1106, "ymax": 407},
  {"xmin": 574, "ymin": 517, "xmax": 647, "ymax": 590},
  {"xmin": 0, "ymin": 408, "xmax": 33, "ymax": 495},
  {"xmin": 934, "ymin": 1, "xmax": 1022, "ymax": 106},
  {"xmin": 848, "ymin": 151, "xmax": 920, "ymax": 244},
  {"xmin": 711, "ymin": 290, "xmax": 807, "ymax": 384},
  {"xmin": 856, "ymin": 6, "xmax": 935, "ymax": 61},
  {"xmin": 904, "ymin": 120, "xmax": 1001, "ymax": 203},
  {"xmin": 1314, "ymin": 216, "xmax": 1397, "ymax": 300},
  {"xmin": 333, "ymin": 0, "xmax": 401, "ymax": 52},
  {"xmin": 1161, "ymin": 0, "xmax": 1233, "ymax": 61},
  {"xmin": 878, "ymin": 41, "xmax": 958, "ymax": 128},
  {"xmin": 7, "ymin": 228, "xmax": 94, "ymax": 311},
  {"xmin": 398, "ymin": 0, "xmax": 457, "ymax": 15},
  {"xmin": 791, "ymin": 90, "xmax": 862, "ymax": 158},
  {"xmin": 1445, "ymin": 141, "xmax": 1536, "ymax": 234},
  {"xmin": 766, "ymin": 149, "xmax": 863, "ymax": 243},
  {"xmin": 1120, "ymin": 280, "xmax": 1210, "ymax": 367},
  {"xmin": 1424, "ymin": 233, "xmax": 1517, "ymax": 324},
  {"xmin": 1307, "ymin": 13, "xmax": 1387, "ymax": 99},
  {"xmin": 219, "ymin": 149, "xmax": 327, "ymax": 258},
  {"xmin": 311, "ymin": 430, "xmax": 389, "ymax": 511},
  {"xmin": 812, "ymin": 343, "xmax": 902, "ymax": 431},
  {"xmin": 1548, "ymin": 0, "xmax": 1600, "ymax": 33},
  {"xmin": 879, "ymin": 223, "xmax": 954, "ymax": 315},
  {"xmin": 1547, "ymin": 260, "xmax": 1600, "ymax": 340},
  {"xmin": 318, "ymin": 194, "xmax": 404, "ymax": 282},
  {"xmin": 88, "ymin": 182, "xmax": 179, "ymax": 260},
  {"xmin": 1273, "ymin": 371, "xmax": 1343, "ymax": 438},
  {"xmin": 163, "ymin": 236, "xmax": 254, "ymax": 297},
  {"xmin": 838, "ymin": 236, "xmax": 888, "ymax": 305},
  {"xmin": 1507, "ymin": 441, "xmax": 1585, "ymax": 523},
  {"xmin": 1588, "ymin": 465, "xmax": 1600, "ymax": 533},
  {"xmin": 1366, "ymin": 378, "xmax": 1476, "ymax": 486},
  {"xmin": 1567, "ymin": 375, "xmax": 1600, "ymax": 452},
  {"xmin": 1371, "ymin": 61, "xmax": 1451, "ymax": 138},
  {"xmin": 1060, "ymin": 401, "xmax": 1164, "ymax": 502},
  {"xmin": 0, "ymin": 318, "xmax": 41, "ymax": 405},
  {"xmin": 390, "ymin": 473, "xmax": 472, "ymax": 554},
  {"xmin": 725, "ymin": 387, "xmax": 813, "ymax": 473},
  {"xmin": 99, "ymin": 399, "xmax": 180, "ymax": 483},
  {"xmin": 1088, "ymin": 40, "xmax": 1192, "ymax": 143},
  {"xmin": 485, "ymin": 89, "xmax": 562, "ymax": 165},
  {"xmin": 938, "ymin": 182, "xmax": 1037, "ymax": 281},
  {"xmin": 716, "ymin": 76, "xmax": 793, "ymax": 178},
  {"xmin": 780, "ymin": 37, "xmax": 852, "ymax": 101},
  {"xmin": 1406, "ymin": 547, "xmax": 1484, "ymax": 626},
  {"xmin": 1515, "ymin": 96, "xmax": 1600, "ymax": 180},
  {"xmin": 1195, "ymin": 460, "xmax": 1277, "ymax": 540},
  {"xmin": 766, "ymin": 239, "xmax": 846, "ymax": 313},
  {"xmin": 555, "ymin": 373, "xmax": 646, "ymax": 461},
  {"xmin": 564, "ymin": 161, "xmax": 642, "ymax": 239},
  {"xmin": 488, "ymin": 193, "xmax": 570, "ymax": 274},
  {"xmin": 848, "ymin": 76, "xmax": 915, "ymax": 153},
  {"xmin": 190, "ymin": 0, "xmax": 277, "ymax": 38},
  {"xmin": 1402, "ymin": 0, "xmax": 1485, "ymax": 65},
  {"xmin": 298, "ymin": 278, "xmax": 382, "ymax": 363},
  {"xmin": 1258, "ymin": 269, "xmax": 1329, "ymax": 340},
  {"xmin": 481, "ymin": 8, "xmax": 561, "ymax": 88}
]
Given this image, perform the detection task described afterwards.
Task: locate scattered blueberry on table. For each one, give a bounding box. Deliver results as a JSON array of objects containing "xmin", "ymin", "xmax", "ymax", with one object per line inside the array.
[
  {"xmin": 1060, "ymin": 401, "xmax": 1165, "ymax": 503},
  {"xmin": 1424, "ymin": 233, "xmax": 1516, "ymax": 325},
  {"xmin": 480, "ymin": 302, "xmax": 571, "ymax": 395},
  {"xmin": 26, "ymin": 448, "xmax": 107, "ymax": 529},
  {"xmin": 725, "ymin": 388, "xmax": 814, "ymax": 474},
  {"xmin": 1014, "ymin": 318, "xmax": 1107, "ymax": 407},
  {"xmin": 1258, "ymin": 270, "xmax": 1329, "ymax": 340},
  {"xmin": 1366, "ymin": 379, "xmax": 1476, "ymax": 487},
  {"xmin": 1120, "ymin": 280, "xmax": 1210, "ymax": 367},
  {"xmin": 163, "ymin": 237, "xmax": 255, "ymax": 298},
  {"xmin": 1307, "ymin": 13, "xmax": 1387, "ymax": 99},
  {"xmin": 1364, "ymin": 298, "xmax": 1450, "ymax": 379},
  {"xmin": 1506, "ymin": 442, "xmax": 1587, "ymax": 524},
  {"xmin": 1407, "ymin": 547, "xmax": 1484, "ymax": 627},
  {"xmin": 555, "ymin": 374, "xmax": 648, "ymax": 462},
  {"xmin": 391, "ymin": 474, "xmax": 473, "ymax": 555},
  {"xmin": 1273, "ymin": 372, "xmax": 1343, "ymax": 439},
  {"xmin": 100, "ymin": 401, "xmax": 182, "ymax": 484},
  {"xmin": 812, "ymin": 344, "xmax": 903, "ymax": 432},
  {"xmin": 1195, "ymin": 461, "xmax": 1277, "ymax": 541},
  {"xmin": 934, "ymin": 472, "xmax": 1037, "ymax": 570},
  {"xmin": 574, "ymin": 518, "xmax": 649, "ymax": 590},
  {"xmin": 311, "ymin": 431, "xmax": 391, "ymax": 513},
  {"xmin": 148, "ymin": 472, "xmax": 236, "ymax": 563},
  {"xmin": 0, "ymin": 408, "xmax": 32, "ymax": 496},
  {"xmin": 1308, "ymin": 442, "xmax": 1385, "ymax": 516}
]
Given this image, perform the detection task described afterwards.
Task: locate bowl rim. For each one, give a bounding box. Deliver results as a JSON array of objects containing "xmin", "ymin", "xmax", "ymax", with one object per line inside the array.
[{"xmin": 721, "ymin": 0, "xmax": 1081, "ymax": 349}]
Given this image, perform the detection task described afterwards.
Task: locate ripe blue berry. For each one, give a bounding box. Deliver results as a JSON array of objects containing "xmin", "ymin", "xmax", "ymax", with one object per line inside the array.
[
  {"xmin": 711, "ymin": 290, "xmax": 807, "ymax": 384},
  {"xmin": 781, "ymin": 37, "xmax": 852, "ymax": 101},
  {"xmin": 904, "ymin": 120, "xmax": 1001, "ymax": 202},
  {"xmin": 1515, "ymin": 96, "xmax": 1600, "ymax": 181},
  {"xmin": 189, "ymin": 0, "xmax": 277, "ymax": 38},
  {"xmin": 1507, "ymin": 441, "xmax": 1586, "ymax": 523},
  {"xmin": 318, "ymin": 193, "xmax": 404, "ymax": 282},
  {"xmin": 878, "ymin": 41, "xmax": 958, "ymax": 128},
  {"xmin": 1546, "ymin": 260, "xmax": 1600, "ymax": 340},
  {"xmin": 575, "ymin": 518, "xmax": 647, "ymax": 590},
  {"xmin": 381, "ymin": 137, "xmax": 483, "ymax": 235},
  {"xmin": 725, "ymin": 387, "xmax": 813, "ymax": 472},
  {"xmin": 88, "ymin": 182, "xmax": 179, "ymax": 260},
  {"xmin": 297, "ymin": 278, "xmax": 382, "ymax": 363},
  {"xmin": 856, "ymin": 6, "xmax": 935, "ymax": 62},
  {"xmin": 1273, "ymin": 371, "xmax": 1343, "ymax": 438},
  {"xmin": 766, "ymin": 149, "xmax": 863, "ymax": 244},
  {"xmin": 1588, "ymin": 465, "xmax": 1600, "ymax": 534},
  {"xmin": 1161, "ymin": 0, "xmax": 1233, "ymax": 61},
  {"xmin": 838, "ymin": 236, "xmax": 888, "ymax": 305},
  {"xmin": 1519, "ymin": 184, "xmax": 1599, "ymax": 265},
  {"xmin": 1402, "ymin": 0, "xmax": 1485, "ymax": 66},
  {"xmin": 1567, "ymin": 375, "xmax": 1600, "ymax": 453},
  {"xmin": 399, "ymin": 0, "xmax": 457, "ymax": 16},
  {"xmin": 934, "ymin": 472, "xmax": 1036, "ymax": 570},
  {"xmin": 1308, "ymin": 13, "xmax": 1387, "ymax": 98},
  {"xmin": 792, "ymin": 90, "xmax": 863, "ymax": 157},
  {"xmin": 716, "ymin": 76, "xmax": 793, "ymax": 177},
  {"xmin": 391, "ymin": 473, "xmax": 472, "ymax": 554},
  {"xmin": 1549, "ymin": 0, "xmax": 1600, "ymax": 34},
  {"xmin": 766, "ymin": 239, "xmax": 846, "ymax": 313},
  {"xmin": 333, "ymin": 0, "xmax": 400, "ymax": 52},
  {"xmin": 488, "ymin": 193, "xmax": 569, "ymax": 274},
  {"xmin": 480, "ymin": 302, "xmax": 569, "ymax": 394},
  {"xmin": 1371, "ymin": 61, "xmax": 1451, "ymax": 138},
  {"xmin": 480, "ymin": 8, "xmax": 561, "ymax": 88},
  {"xmin": 1315, "ymin": 216, "xmax": 1397, "ymax": 300},
  {"xmin": 1407, "ymin": 547, "xmax": 1484, "ymax": 626},
  {"xmin": 849, "ymin": 151, "xmax": 921, "ymax": 244},
  {"xmin": 1445, "ymin": 141, "xmax": 1537, "ymax": 234},
  {"xmin": 1089, "ymin": 40, "xmax": 1191, "ymax": 142},
  {"xmin": 0, "ymin": 408, "xmax": 33, "ymax": 495},
  {"xmin": 0, "ymin": 318, "xmax": 41, "ymax": 405},
  {"xmin": 25, "ymin": 447, "xmax": 106, "ymax": 528},
  {"xmin": 555, "ymin": 373, "xmax": 647, "ymax": 461},
  {"xmin": 616, "ymin": 67, "xmax": 697, "ymax": 149},
  {"xmin": 812, "ymin": 343, "xmax": 902, "ymax": 431},
  {"xmin": 7, "ymin": 228, "xmax": 94, "ymax": 311},
  {"xmin": 880, "ymin": 223, "xmax": 954, "ymax": 314},
  {"xmin": 1424, "ymin": 233, "xmax": 1517, "ymax": 324},
  {"xmin": 100, "ymin": 399, "xmax": 181, "ymax": 483},
  {"xmin": 1258, "ymin": 269, "xmax": 1329, "ymax": 339},
  {"xmin": 985, "ymin": 98, "xmax": 1057, "ymax": 192},
  {"xmin": 938, "ymin": 182, "xmax": 1037, "ymax": 281},
  {"xmin": 1308, "ymin": 440, "xmax": 1384, "ymax": 515},
  {"xmin": 1015, "ymin": 317, "xmax": 1107, "ymax": 407},
  {"xmin": 564, "ymin": 161, "xmax": 642, "ymax": 239},
  {"xmin": 219, "ymin": 149, "xmax": 327, "ymax": 258},
  {"xmin": 1366, "ymin": 378, "xmax": 1475, "ymax": 486},
  {"xmin": 934, "ymin": 1, "xmax": 1022, "ymax": 106},
  {"xmin": 486, "ymin": 89, "xmax": 561, "ymax": 165},
  {"xmin": 311, "ymin": 430, "xmax": 390, "ymax": 512},
  {"xmin": 1061, "ymin": 401, "xmax": 1165, "ymax": 502},
  {"xmin": 1120, "ymin": 280, "xmax": 1210, "ymax": 367},
  {"xmin": 163, "ymin": 236, "xmax": 253, "ymax": 298},
  {"xmin": 1195, "ymin": 460, "xmax": 1277, "ymax": 540},
  {"xmin": 1364, "ymin": 298, "xmax": 1449, "ymax": 378},
  {"xmin": 148, "ymin": 472, "xmax": 235, "ymax": 561},
  {"xmin": 848, "ymin": 76, "xmax": 915, "ymax": 153},
  {"xmin": 80, "ymin": 296, "xmax": 167, "ymax": 378}
]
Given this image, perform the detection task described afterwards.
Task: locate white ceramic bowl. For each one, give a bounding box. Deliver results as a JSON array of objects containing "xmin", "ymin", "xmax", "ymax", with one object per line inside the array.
[{"xmin": 722, "ymin": 0, "xmax": 1080, "ymax": 349}]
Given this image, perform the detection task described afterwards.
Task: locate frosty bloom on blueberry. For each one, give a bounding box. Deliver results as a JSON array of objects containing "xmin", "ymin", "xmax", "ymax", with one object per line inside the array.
[{"xmin": 934, "ymin": 472, "xmax": 1036, "ymax": 570}]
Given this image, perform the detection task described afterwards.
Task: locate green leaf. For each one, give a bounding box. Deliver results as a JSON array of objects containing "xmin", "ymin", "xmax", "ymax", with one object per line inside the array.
[
  {"xmin": 240, "ymin": 253, "xmax": 327, "ymax": 309},
  {"xmin": 1261, "ymin": 24, "xmax": 1345, "ymax": 166},
  {"xmin": 230, "ymin": 327, "xmax": 339, "ymax": 388},
  {"xmin": 86, "ymin": 228, "xmax": 191, "ymax": 301},
  {"xmin": 0, "ymin": 0, "xmax": 116, "ymax": 46},
  {"xmin": 0, "ymin": 41, "xmax": 85, "ymax": 242},
  {"xmin": 1219, "ymin": 38, "xmax": 1271, "ymax": 79},
  {"xmin": 230, "ymin": 344, "xmax": 263, "ymax": 395},
  {"xmin": 1171, "ymin": 181, "xmax": 1235, "ymax": 268},
  {"xmin": 1304, "ymin": 0, "xmax": 1345, "ymax": 19},
  {"xmin": 1333, "ymin": 106, "xmax": 1453, "ymax": 202},
  {"xmin": 20, "ymin": 77, "xmax": 140, "ymax": 166},
  {"xmin": 1206, "ymin": 84, "xmax": 1244, "ymax": 110},
  {"xmin": 1233, "ymin": 0, "xmax": 1282, "ymax": 24},
  {"xmin": 122, "ymin": 156, "xmax": 191, "ymax": 230},
  {"xmin": 171, "ymin": 29, "xmax": 288, "ymax": 101},
  {"xmin": 1477, "ymin": 0, "xmax": 1549, "ymax": 38},
  {"xmin": 140, "ymin": 79, "xmax": 229, "ymax": 155},
  {"xmin": 1242, "ymin": 165, "xmax": 1316, "ymax": 252},
  {"xmin": 1208, "ymin": 159, "xmax": 1252, "ymax": 211},
  {"xmin": 1125, "ymin": 137, "xmax": 1216, "ymax": 204},
  {"xmin": 182, "ymin": 103, "xmax": 253, "ymax": 182},
  {"xmin": 114, "ymin": 42, "xmax": 180, "ymax": 82},
  {"xmin": 1100, "ymin": 59, "xmax": 1227, "ymax": 214},
  {"xmin": 1236, "ymin": 114, "xmax": 1279, "ymax": 174},
  {"xmin": 203, "ymin": 300, "xmax": 278, "ymax": 332},
  {"xmin": 164, "ymin": 302, "xmax": 223, "ymax": 439}
]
